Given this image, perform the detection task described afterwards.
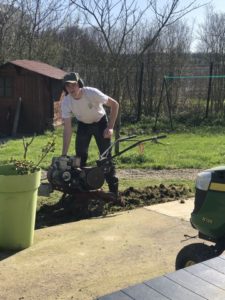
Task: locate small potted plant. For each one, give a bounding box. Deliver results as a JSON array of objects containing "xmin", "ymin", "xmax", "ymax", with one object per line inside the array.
[{"xmin": 0, "ymin": 135, "xmax": 55, "ymax": 250}]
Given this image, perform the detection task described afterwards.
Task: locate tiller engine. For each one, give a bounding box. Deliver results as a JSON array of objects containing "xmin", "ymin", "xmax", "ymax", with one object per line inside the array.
[{"xmin": 47, "ymin": 135, "xmax": 166, "ymax": 195}]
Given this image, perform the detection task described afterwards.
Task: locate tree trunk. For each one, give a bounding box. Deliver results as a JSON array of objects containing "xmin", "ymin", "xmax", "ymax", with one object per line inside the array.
[{"xmin": 136, "ymin": 61, "xmax": 144, "ymax": 122}]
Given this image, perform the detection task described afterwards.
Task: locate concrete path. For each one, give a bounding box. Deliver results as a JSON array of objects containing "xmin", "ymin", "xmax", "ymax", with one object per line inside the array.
[
  {"xmin": 0, "ymin": 198, "xmax": 202, "ymax": 300},
  {"xmin": 145, "ymin": 198, "xmax": 194, "ymax": 221}
]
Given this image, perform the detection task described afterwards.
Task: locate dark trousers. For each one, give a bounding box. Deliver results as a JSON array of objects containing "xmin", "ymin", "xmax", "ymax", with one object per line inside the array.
[{"xmin": 76, "ymin": 115, "xmax": 118, "ymax": 194}]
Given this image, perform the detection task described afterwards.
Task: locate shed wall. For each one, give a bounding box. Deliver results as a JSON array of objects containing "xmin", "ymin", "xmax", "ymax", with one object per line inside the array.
[{"xmin": 0, "ymin": 64, "xmax": 63, "ymax": 135}]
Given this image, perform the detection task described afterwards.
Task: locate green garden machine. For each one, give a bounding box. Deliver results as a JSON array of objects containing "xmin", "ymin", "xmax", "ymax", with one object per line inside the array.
[{"xmin": 176, "ymin": 165, "xmax": 225, "ymax": 269}]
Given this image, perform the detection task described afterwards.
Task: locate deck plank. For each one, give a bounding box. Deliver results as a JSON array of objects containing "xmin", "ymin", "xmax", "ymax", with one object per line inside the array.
[
  {"xmin": 186, "ymin": 263, "xmax": 225, "ymax": 290},
  {"xmin": 145, "ymin": 275, "xmax": 204, "ymax": 299},
  {"xmin": 97, "ymin": 290, "xmax": 133, "ymax": 300},
  {"xmin": 123, "ymin": 282, "xmax": 169, "ymax": 300},
  {"xmin": 203, "ymin": 256, "xmax": 225, "ymax": 274},
  {"xmin": 219, "ymin": 254, "xmax": 225, "ymax": 260},
  {"xmin": 97, "ymin": 256, "xmax": 225, "ymax": 300},
  {"xmin": 166, "ymin": 268, "xmax": 225, "ymax": 299}
]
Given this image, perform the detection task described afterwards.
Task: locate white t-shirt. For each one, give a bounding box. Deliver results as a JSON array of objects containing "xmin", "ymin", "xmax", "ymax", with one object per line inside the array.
[{"xmin": 61, "ymin": 87, "xmax": 108, "ymax": 124}]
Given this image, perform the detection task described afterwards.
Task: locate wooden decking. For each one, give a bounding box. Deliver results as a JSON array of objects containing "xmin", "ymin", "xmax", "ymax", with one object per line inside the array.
[{"xmin": 97, "ymin": 255, "xmax": 225, "ymax": 300}]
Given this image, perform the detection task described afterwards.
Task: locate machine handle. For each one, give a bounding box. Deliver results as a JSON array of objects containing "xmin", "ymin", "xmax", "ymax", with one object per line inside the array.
[
  {"xmin": 100, "ymin": 134, "xmax": 167, "ymax": 160},
  {"xmin": 100, "ymin": 135, "xmax": 137, "ymax": 159}
]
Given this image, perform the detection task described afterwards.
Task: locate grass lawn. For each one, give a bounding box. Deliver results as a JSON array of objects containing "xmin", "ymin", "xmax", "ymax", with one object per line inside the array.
[
  {"xmin": 1, "ymin": 125, "xmax": 221, "ymax": 197},
  {"xmin": 1, "ymin": 126, "xmax": 225, "ymax": 171},
  {"xmin": 2, "ymin": 125, "xmax": 217, "ymax": 216}
]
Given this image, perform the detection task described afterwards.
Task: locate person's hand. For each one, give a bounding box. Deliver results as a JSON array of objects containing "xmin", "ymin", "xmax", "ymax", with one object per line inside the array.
[{"xmin": 103, "ymin": 128, "xmax": 113, "ymax": 139}]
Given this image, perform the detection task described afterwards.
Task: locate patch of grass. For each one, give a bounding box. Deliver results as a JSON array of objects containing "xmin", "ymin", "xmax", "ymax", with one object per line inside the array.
[
  {"xmin": 0, "ymin": 129, "xmax": 66, "ymax": 169},
  {"xmin": 119, "ymin": 153, "xmax": 149, "ymax": 164},
  {"xmin": 115, "ymin": 132, "xmax": 225, "ymax": 169},
  {"xmin": 1, "ymin": 126, "xmax": 225, "ymax": 171}
]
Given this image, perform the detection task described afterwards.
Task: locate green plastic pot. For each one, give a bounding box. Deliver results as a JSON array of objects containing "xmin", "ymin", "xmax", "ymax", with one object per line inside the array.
[{"xmin": 0, "ymin": 164, "xmax": 41, "ymax": 250}]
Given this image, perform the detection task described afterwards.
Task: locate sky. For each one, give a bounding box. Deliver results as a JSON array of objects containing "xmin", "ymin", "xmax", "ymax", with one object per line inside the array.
[
  {"xmin": 184, "ymin": 0, "xmax": 225, "ymax": 27},
  {"xmin": 183, "ymin": 0, "xmax": 225, "ymax": 50},
  {"xmin": 77, "ymin": 0, "xmax": 225, "ymax": 52},
  {"xmin": 136, "ymin": 0, "xmax": 225, "ymax": 51}
]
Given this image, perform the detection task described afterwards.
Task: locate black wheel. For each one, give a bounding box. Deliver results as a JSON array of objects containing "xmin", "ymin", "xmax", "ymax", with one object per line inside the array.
[{"xmin": 175, "ymin": 243, "xmax": 216, "ymax": 270}]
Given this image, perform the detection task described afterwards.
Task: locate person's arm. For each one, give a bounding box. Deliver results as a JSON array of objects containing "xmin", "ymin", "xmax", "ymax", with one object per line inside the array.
[
  {"xmin": 62, "ymin": 117, "xmax": 73, "ymax": 155},
  {"xmin": 103, "ymin": 97, "xmax": 119, "ymax": 139}
]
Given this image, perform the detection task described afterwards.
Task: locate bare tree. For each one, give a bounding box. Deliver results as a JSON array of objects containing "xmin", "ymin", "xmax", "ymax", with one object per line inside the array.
[
  {"xmin": 197, "ymin": 7, "xmax": 225, "ymax": 53},
  {"xmin": 197, "ymin": 7, "xmax": 225, "ymax": 116},
  {"xmin": 0, "ymin": 0, "xmax": 22, "ymax": 62},
  {"xmin": 69, "ymin": 0, "xmax": 202, "ymax": 148},
  {"xmin": 141, "ymin": 21, "xmax": 192, "ymax": 117},
  {"xmin": 0, "ymin": 0, "xmax": 73, "ymax": 62},
  {"xmin": 21, "ymin": 0, "xmax": 71, "ymax": 59},
  {"xmin": 139, "ymin": 0, "xmax": 202, "ymax": 55}
]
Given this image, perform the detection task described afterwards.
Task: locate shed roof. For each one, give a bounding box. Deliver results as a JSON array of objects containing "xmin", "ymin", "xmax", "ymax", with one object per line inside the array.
[{"xmin": 7, "ymin": 60, "xmax": 67, "ymax": 80}]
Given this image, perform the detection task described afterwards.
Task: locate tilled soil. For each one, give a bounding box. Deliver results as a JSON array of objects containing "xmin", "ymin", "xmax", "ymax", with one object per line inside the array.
[
  {"xmin": 36, "ymin": 170, "xmax": 194, "ymax": 229},
  {"xmin": 36, "ymin": 168, "xmax": 200, "ymax": 229}
]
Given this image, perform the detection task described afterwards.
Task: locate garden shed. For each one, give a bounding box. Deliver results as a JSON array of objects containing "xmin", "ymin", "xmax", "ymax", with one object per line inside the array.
[{"xmin": 0, "ymin": 59, "xmax": 67, "ymax": 136}]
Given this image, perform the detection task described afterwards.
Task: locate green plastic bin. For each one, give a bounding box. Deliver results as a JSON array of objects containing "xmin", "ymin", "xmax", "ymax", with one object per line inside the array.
[{"xmin": 0, "ymin": 164, "xmax": 41, "ymax": 250}]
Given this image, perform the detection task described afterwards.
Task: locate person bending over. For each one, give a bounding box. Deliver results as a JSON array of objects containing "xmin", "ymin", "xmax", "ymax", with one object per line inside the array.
[{"xmin": 61, "ymin": 72, "xmax": 119, "ymax": 197}]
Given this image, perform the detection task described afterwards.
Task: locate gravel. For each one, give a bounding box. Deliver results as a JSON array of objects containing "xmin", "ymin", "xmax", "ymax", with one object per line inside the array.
[{"xmin": 117, "ymin": 168, "xmax": 202, "ymax": 180}]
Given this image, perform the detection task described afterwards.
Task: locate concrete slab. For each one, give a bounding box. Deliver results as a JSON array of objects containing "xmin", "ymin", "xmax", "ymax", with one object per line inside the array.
[
  {"xmin": 0, "ymin": 205, "xmax": 201, "ymax": 300},
  {"xmin": 144, "ymin": 198, "xmax": 194, "ymax": 221}
]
